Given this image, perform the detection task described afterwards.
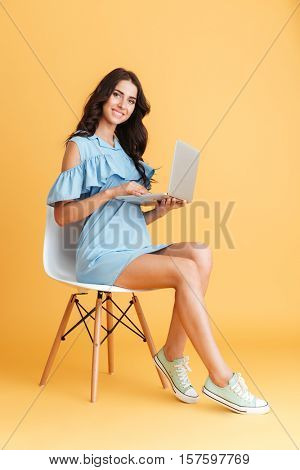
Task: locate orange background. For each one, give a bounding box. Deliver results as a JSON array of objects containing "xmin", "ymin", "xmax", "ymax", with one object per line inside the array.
[{"xmin": 1, "ymin": 0, "xmax": 299, "ymax": 450}]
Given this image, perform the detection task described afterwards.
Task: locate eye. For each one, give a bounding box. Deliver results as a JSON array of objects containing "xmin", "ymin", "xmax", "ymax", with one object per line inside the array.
[{"xmin": 113, "ymin": 91, "xmax": 135, "ymax": 105}]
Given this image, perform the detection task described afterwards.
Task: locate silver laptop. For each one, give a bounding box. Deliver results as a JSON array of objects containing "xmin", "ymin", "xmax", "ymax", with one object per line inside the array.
[{"xmin": 115, "ymin": 139, "xmax": 201, "ymax": 205}]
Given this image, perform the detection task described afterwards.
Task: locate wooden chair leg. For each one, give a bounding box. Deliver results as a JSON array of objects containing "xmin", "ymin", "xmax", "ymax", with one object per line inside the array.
[
  {"xmin": 39, "ymin": 293, "xmax": 77, "ymax": 386},
  {"xmin": 106, "ymin": 293, "xmax": 114, "ymax": 374},
  {"xmin": 91, "ymin": 292, "xmax": 103, "ymax": 403},
  {"xmin": 132, "ymin": 293, "xmax": 169, "ymax": 389}
]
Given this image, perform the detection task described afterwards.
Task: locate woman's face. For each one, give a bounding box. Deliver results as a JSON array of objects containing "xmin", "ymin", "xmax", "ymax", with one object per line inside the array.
[{"xmin": 102, "ymin": 79, "xmax": 137, "ymax": 125}]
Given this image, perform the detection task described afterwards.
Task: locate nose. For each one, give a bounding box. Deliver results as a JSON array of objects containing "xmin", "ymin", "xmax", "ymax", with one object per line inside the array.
[{"xmin": 118, "ymin": 96, "xmax": 127, "ymax": 110}]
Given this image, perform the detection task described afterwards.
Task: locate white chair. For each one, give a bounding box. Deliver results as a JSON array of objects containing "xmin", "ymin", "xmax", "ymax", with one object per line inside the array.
[{"xmin": 40, "ymin": 206, "xmax": 168, "ymax": 402}]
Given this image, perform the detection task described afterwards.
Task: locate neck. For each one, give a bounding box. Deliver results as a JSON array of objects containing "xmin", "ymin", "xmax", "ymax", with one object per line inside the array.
[{"xmin": 94, "ymin": 118, "xmax": 116, "ymax": 141}]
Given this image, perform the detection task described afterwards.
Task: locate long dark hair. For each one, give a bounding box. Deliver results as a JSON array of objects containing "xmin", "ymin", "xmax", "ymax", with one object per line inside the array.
[{"xmin": 65, "ymin": 67, "xmax": 157, "ymax": 188}]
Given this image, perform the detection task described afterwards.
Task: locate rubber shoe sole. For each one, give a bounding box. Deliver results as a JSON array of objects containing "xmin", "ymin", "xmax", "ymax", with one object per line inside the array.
[
  {"xmin": 154, "ymin": 355, "xmax": 199, "ymax": 404},
  {"xmin": 202, "ymin": 386, "xmax": 270, "ymax": 414}
]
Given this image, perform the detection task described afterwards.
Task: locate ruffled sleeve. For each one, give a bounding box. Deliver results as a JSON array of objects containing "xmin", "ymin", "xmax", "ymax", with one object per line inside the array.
[
  {"xmin": 46, "ymin": 153, "xmax": 117, "ymax": 207},
  {"xmin": 46, "ymin": 163, "xmax": 88, "ymax": 208},
  {"xmin": 46, "ymin": 155, "xmax": 161, "ymax": 207}
]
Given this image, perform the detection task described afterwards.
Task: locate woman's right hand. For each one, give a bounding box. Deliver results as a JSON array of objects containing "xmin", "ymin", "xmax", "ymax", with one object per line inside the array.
[{"xmin": 111, "ymin": 181, "xmax": 149, "ymax": 198}]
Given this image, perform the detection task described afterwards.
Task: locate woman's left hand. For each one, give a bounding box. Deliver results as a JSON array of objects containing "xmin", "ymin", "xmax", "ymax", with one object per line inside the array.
[{"xmin": 155, "ymin": 196, "xmax": 187, "ymax": 217}]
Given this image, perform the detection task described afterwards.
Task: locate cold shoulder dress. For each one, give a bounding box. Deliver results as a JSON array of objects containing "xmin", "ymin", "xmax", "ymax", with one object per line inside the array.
[{"xmin": 46, "ymin": 132, "xmax": 173, "ymax": 286}]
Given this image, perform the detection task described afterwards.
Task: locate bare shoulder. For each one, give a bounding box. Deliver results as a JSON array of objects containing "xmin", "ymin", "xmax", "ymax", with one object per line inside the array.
[
  {"xmin": 54, "ymin": 141, "xmax": 81, "ymax": 221},
  {"xmin": 61, "ymin": 140, "xmax": 81, "ymax": 172}
]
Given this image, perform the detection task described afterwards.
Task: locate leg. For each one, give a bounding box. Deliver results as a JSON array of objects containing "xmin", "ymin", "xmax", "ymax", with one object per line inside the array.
[
  {"xmin": 40, "ymin": 293, "xmax": 77, "ymax": 386},
  {"xmin": 132, "ymin": 293, "xmax": 169, "ymax": 389},
  {"xmin": 154, "ymin": 242, "xmax": 212, "ymax": 362},
  {"xmin": 114, "ymin": 253, "xmax": 233, "ymax": 387},
  {"xmin": 106, "ymin": 293, "xmax": 114, "ymax": 374},
  {"xmin": 91, "ymin": 292, "xmax": 103, "ymax": 403}
]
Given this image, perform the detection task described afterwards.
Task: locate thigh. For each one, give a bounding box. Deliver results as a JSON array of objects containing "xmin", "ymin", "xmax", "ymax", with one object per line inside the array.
[
  {"xmin": 114, "ymin": 252, "xmax": 196, "ymax": 290},
  {"xmin": 153, "ymin": 241, "xmax": 209, "ymax": 260}
]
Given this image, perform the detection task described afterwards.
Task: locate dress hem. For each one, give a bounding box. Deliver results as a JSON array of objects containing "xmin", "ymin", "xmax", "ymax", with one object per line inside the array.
[{"xmin": 76, "ymin": 242, "xmax": 175, "ymax": 287}]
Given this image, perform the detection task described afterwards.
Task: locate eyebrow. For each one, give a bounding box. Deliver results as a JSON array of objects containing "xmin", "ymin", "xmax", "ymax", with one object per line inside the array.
[{"xmin": 114, "ymin": 88, "xmax": 137, "ymax": 100}]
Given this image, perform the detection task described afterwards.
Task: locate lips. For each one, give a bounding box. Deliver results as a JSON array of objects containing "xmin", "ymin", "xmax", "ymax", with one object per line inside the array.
[{"xmin": 112, "ymin": 109, "xmax": 124, "ymax": 116}]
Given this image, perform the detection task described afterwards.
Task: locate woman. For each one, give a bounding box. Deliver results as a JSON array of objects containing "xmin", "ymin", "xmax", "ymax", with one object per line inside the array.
[{"xmin": 47, "ymin": 67, "xmax": 270, "ymax": 414}]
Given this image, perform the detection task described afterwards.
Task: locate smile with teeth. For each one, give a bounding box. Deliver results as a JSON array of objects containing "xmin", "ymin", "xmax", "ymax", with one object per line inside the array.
[{"xmin": 112, "ymin": 109, "xmax": 124, "ymax": 117}]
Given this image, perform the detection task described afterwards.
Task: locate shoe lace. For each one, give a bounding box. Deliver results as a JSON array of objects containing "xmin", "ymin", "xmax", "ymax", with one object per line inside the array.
[
  {"xmin": 229, "ymin": 372, "xmax": 255, "ymax": 403},
  {"xmin": 173, "ymin": 356, "xmax": 192, "ymax": 389}
]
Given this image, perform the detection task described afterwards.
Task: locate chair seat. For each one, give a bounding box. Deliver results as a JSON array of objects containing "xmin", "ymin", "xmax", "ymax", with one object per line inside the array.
[{"xmin": 47, "ymin": 273, "xmax": 157, "ymax": 293}]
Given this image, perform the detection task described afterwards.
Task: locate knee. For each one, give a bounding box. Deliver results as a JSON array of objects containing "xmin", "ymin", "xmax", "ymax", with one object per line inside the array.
[
  {"xmin": 172, "ymin": 257, "xmax": 202, "ymax": 289},
  {"xmin": 189, "ymin": 242, "xmax": 213, "ymax": 275}
]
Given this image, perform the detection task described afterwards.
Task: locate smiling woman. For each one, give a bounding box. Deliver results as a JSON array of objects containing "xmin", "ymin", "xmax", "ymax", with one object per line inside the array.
[
  {"xmin": 46, "ymin": 67, "xmax": 270, "ymax": 414},
  {"xmin": 47, "ymin": 67, "xmax": 173, "ymax": 287}
]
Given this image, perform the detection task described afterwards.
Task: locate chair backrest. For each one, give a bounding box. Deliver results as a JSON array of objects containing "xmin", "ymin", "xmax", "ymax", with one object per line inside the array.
[
  {"xmin": 43, "ymin": 206, "xmax": 85, "ymax": 282},
  {"xmin": 43, "ymin": 205, "xmax": 155, "ymax": 293}
]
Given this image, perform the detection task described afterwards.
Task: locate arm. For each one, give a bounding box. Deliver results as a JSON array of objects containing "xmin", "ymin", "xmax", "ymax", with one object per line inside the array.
[
  {"xmin": 143, "ymin": 207, "xmax": 163, "ymax": 225},
  {"xmin": 54, "ymin": 141, "xmax": 114, "ymax": 226},
  {"xmin": 55, "ymin": 190, "xmax": 114, "ymax": 227},
  {"xmin": 143, "ymin": 197, "xmax": 187, "ymax": 225}
]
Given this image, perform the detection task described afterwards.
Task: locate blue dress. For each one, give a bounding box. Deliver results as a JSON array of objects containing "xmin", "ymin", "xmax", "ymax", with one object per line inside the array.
[{"xmin": 46, "ymin": 132, "xmax": 173, "ymax": 286}]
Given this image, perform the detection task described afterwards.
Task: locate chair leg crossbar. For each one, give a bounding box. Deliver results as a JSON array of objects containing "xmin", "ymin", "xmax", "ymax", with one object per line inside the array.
[
  {"xmin": 62, "ymin": 293, "xmax": 147, "ymax": 344},
  {"xmin": 39, "ymin": 291, "xmax": 169, "ymax": 402}
]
